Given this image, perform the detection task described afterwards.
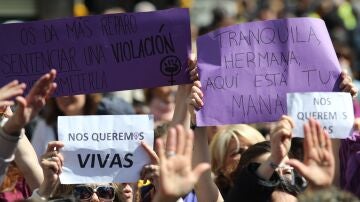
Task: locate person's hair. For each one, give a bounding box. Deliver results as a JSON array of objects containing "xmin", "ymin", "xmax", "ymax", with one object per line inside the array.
[
  {"xmin": 236, "ymin": 140, "xmax": 271, "ymax": 173},
  {"xmin": 44, "ymin": 94, "xmax": 102, "ymax": 125},
  {"xmin": 209, "ymin": 124, "xmax": 265, "ymax": 196},
  {"xmin": 154, "ymin": 122, "xmax": 170, "ymax": 140},
  {"xmin": 0, "ymin": 162, "xmax": 24, "ymax": 192},
  {"xmin": 210, "ymin": 124, "xmax": 265, "ymax": 176},
  {"xmin": 50, "ymin": 183, "xmax": 123, "ymax": 201},
  {"xmin": 298, "ymin": 186, "xmax": 360, "ymax": 202}
]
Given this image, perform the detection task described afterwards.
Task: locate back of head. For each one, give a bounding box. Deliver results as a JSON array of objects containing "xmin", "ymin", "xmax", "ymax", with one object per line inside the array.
[
  {"xmin": 298, "ymin": 186, "xmax": 360, "ymax": 202},
  {"xmin": 234, "ymin": 140, "xmax": 271, "ymax": 176}
]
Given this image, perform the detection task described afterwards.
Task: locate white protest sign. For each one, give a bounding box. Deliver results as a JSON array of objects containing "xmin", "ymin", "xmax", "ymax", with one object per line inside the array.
[
  {"xmin": 58, "ymin": 115, "xmax": 154, "ymax": 184},
  {"xmin": 287, "ymin": 92, "xmax": 354, "ymax": 138}
]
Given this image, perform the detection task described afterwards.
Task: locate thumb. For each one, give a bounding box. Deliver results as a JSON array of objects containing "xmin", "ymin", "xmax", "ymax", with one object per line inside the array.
[
  {"xmin": 192, "ymin": 163, "xmax": 210, "ymax": 181},
  {"xmin": 15, "ymin": 96, "xmax": 27, "ymax": 108},
  {"xmin": 285, "ymin": 159, "xmax": 309, "ymax": 178}
]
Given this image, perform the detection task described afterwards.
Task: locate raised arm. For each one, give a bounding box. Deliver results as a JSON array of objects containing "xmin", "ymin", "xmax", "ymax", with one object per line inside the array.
[
  {"xmin": 29, "ymin": 141, "xmax": 64, "ymax": 201},
  {"xmin": 2, "ymin": 69, "xmax": 57, "ymax": 135},
  {"xmin": 0, "ymin": 70, "xmax": 56, "ymax": 184},
  {"xmin": 170, "ymin": 59, "xmax": 198, "ymax": 128},
  {"xmin": 185, "ymin": 59, "xmax": 223, "ymax": 202},
  {"xmin": 0, "ymin": 81, "xmax": 26, "ymax": 182}
]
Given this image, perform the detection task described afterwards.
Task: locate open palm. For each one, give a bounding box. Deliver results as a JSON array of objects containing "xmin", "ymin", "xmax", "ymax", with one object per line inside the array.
[
  {"xmin": 287, "ymin": 118, "xmax": 334, "ymax": 188},
  {"xmin": 155, "ymin": 125, "xmax": 210, "ymax": 201}
]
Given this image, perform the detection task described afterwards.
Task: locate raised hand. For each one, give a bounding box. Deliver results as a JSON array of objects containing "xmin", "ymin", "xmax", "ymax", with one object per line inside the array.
[
  {"xmin": 255, "ymin": 115, "xmax": 294, "ymax": 180},
  {"xmin": 286, "ymin": 118, "xmax": 335, "ymax": 188},
  {"xmin": 0, "ymin": 80, "xmax": 26, "ymax": 107},
  {"xmin": 3, "ymin": 69, "xmax": 57, "ymax": 135},
  {"xmin": 38, "ymin": 141, "xmax": 64, "ymax": 198},
  {"xmin": 270, "ymin": 115, "xmax": 295, "ymax": 164},
  {"xmin": 339, "ymin": 71, "xmax": 358, "ymax": 97},
  {"xmin": 153, "ymin": 125, "xmax": 210, "ymax": 202}
]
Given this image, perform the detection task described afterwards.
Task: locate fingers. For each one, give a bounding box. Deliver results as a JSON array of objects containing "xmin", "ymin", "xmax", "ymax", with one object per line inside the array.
[
  {"xmin": 188, "ymin": 81, "xmax": 204, "ymax": 109},
  {"xmin": 165, "ymin": 128, "xmax": 176, "ymax": 156},
  {"xmin": 0, "ymin": 100, "xmax": 15, "ymax": 108},
  {"xmin": 285, "ymin": 159, "xmax": 309, "ymax": 179},
  {"xmin": 46, "ymin": 141, "xmax": 64, "ymax": 152},
  {"xmin": 272, "ymin": 116, "xmax": 294, "ymax": 137},
  {"xmin": 340, "ymin": 72, "xmax": 358, "ymax": 97},
  {"xmin": 324, "ymin": 131, "xmax": 333, "ymax": 154},
  {"xmin": 0, "ymin": 80, "xmax": 26, "ymax": 101},
  {"xmin": 41, "ymin": 157, "xmax": 62, "ymax": 175},
  {"xmin": 176, "ymin": 125, "xmax": 186, "ymax": 155},
  {"xmin": 309, "ymin": 118, "xmax": 320, "ymax": 148},
  {"xmin": 184, "ymin": 129, "xmax": 194, "ymax": 158},
  {"xmin": 187, "ymin": 59, "xmax": 199, "ymax": 81},
  {"xmin": 15, "ymin": 96, "xmax": 27, "ymax": 108},
  {"xmin": 45, "ymin": 83, "xmax": 57, "ymax": 99},
  {"xmin": 141, "ymin": 141, "xmax": 159, "ymax": 164},
  {"xmin": 28, "ymin": 69, "xmax": 57, "ymax": 98},
  {"xmin": 156, "ymin": 138, "xmax": 166, "ymax": 164},
  {"xmin": 280, "ymin": 115, "xmax": 295, "ymax": 129},
  {"xmin": 303, "ymin": 121, "xmax": 311, "ymax": 161}
]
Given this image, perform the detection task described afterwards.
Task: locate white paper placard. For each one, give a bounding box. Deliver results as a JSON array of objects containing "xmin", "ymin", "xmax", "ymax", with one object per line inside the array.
[
  {"xmin": 287, "ymin": 92, "xmax": 354, "ymax": 138},
  {"xmin": 58, "ymin": 115, "xmax": 154, "ymax": 184}
]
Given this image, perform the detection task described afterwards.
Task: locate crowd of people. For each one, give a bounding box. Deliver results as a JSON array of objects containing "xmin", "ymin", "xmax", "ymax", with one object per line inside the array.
[{"xmin": 0, "ymin": 0, "xmax": 360, "ymax": 202}]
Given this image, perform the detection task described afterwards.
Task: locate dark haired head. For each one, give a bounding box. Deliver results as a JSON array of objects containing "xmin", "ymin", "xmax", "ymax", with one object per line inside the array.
[{"xmin": 231, "ymin": 141, "xmax": 271, "ymax": 182}]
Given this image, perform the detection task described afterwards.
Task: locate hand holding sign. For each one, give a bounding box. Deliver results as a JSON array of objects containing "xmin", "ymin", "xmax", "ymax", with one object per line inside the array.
[
  {"xmin": 153, "ymin": 125, "xmax": 210, "ymax": 202},
  {"xmin": 38, "ymin": 141, "xmax": 64, "ymax": 199},
  {"xmin": 3, "ymin": 69, "xmax": 57, "ymax": 135},
  {"xmin": 286, "ymin": 119, "xmax": 335, "ymax": 189},
  {"xmin": 196, "ymin": 18, "xmax": 342, "ymax": 126},
  {"xmin": 287, "ymin": 92, "xmax": 354, "ymax": 138},
  {"xmin": 339, "ymin": 71, "xmax": 358, "ymax": 97},
  {"xmin": 0, "ymin": 80, "xmax": 26, "ymax": 107}
]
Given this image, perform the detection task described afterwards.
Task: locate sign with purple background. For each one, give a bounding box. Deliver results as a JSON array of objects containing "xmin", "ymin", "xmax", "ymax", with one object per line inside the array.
[
  {"xmin": 196, "ymin": 18, "xmax": 341, "ymax": 126},
  {"xmin": 0, "ymin": 8, "xmax": 191, "ymax": 96}
]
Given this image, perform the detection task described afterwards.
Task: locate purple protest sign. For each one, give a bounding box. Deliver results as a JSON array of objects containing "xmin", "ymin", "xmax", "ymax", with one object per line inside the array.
[
  {"xmin": 196, "ymin": 18, "xmax": 341, "ymax": 126},
  {"xmin": 0, "ymin": 8, "xmax": 191, "ymax": 96}
]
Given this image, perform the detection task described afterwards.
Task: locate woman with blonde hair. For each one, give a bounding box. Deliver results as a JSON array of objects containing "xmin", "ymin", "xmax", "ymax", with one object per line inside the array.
[{"xmin": 209, "ymin": 124, "xmax": 265, "ymax": 197}]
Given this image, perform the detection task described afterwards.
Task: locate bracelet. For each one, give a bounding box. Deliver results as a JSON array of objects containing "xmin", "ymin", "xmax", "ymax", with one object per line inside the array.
[{"xmin": 29, "ymin": 188, "xmax": 47, "ymax": 201}]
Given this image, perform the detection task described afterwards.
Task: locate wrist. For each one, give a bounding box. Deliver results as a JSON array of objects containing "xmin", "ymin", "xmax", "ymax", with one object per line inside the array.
[
  {"xmin": 268, "ymin": 154, "xmax": 284, "ymax": 166},
  {"xmin": 153, "ymin": 193, "xmax": 178, "ymax": 202},
  {"xmin": 3, "ymin": 118, "xmax": 22, "ymax": 136}
]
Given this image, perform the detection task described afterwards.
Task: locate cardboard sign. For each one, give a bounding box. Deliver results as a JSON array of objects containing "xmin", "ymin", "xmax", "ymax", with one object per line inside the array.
[
  {"xmin": 287, "ymin": 92, "xmax": 354, "ymax": 138},
  {"xmin": 196, "ymin": 18, "xmax": 341, "ymax": 126},
  {"xmin": 58, "ymin": 115, "xmax": 154, "ymax": 184},
  {"xmin": 0, "ymin": 8, "xmax": 191, "ymax": 96}
]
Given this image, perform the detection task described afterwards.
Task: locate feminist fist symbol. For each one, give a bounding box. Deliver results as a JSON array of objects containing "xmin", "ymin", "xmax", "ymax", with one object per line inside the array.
[{"xmin": 160, "ymin": 56, "xmax": 182, "ymax": 85}]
